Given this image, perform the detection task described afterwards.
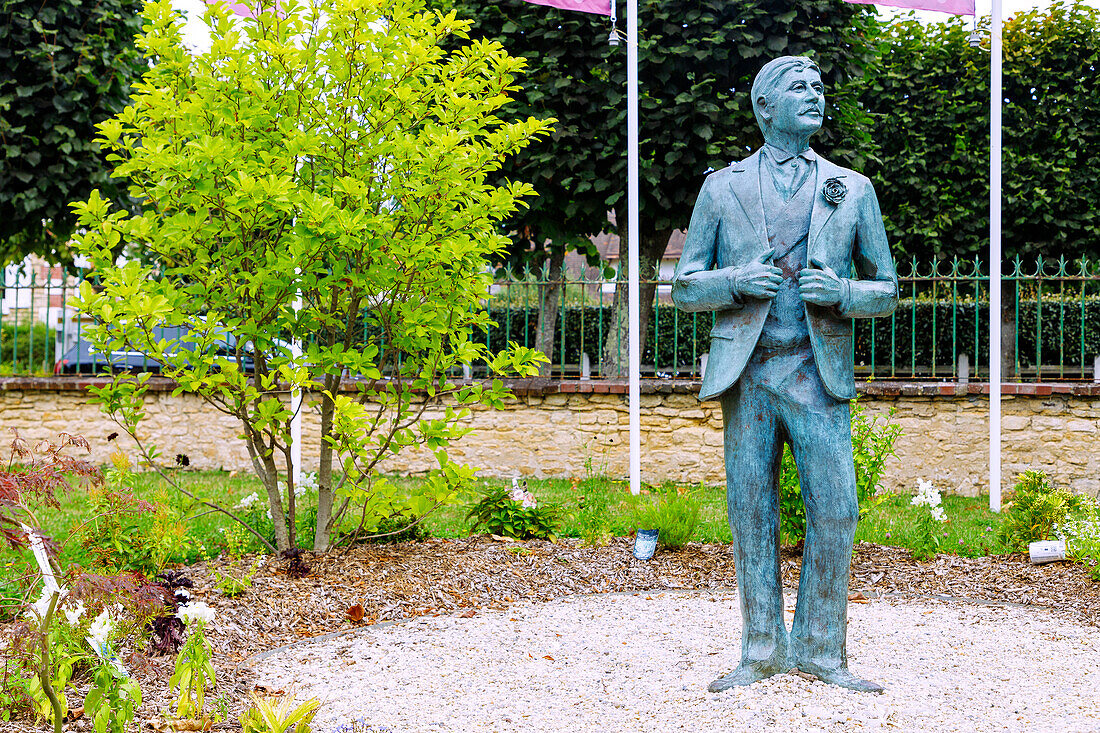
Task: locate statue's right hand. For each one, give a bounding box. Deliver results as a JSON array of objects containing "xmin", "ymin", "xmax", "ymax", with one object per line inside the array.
[{"xmin": 732, "ymin": 248, "xmax": 782, "ymax": 300}]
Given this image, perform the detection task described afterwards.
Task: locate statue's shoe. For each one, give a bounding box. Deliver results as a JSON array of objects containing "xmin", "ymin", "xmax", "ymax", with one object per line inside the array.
[
  {"xmin": 795, "ymin": 661, "xmax": 884, "ymax": 694},
  {"xmin": 708, "ymin": 659, "xmax": 787, "ymax": 692}
]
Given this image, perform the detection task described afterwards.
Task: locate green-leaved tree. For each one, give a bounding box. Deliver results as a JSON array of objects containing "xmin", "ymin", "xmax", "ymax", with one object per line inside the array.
[
  {"xmin": 71, "ymin": 0, "xmax": 551, "ymax": 552},
  {"xmin": 442, "ymin": 0, "xmax": 879, "ymax": 375},
  {"xmin": 865, "ymin": 3, "xmax": 1100, "ymax": 263},
  {"xmin": 0, "ymin": 0, "xmax": 144, "ymax": 265}
]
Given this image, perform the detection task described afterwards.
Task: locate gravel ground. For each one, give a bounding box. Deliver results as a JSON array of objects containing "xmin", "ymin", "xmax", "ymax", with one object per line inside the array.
[{"xmin": 253, "ymin": 590, "xmax": 1100, "ymax": 733}]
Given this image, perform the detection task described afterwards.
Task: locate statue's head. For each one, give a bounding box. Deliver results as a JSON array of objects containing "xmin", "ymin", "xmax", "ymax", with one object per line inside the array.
[{"xmin": 751, "ymin": 56, "xmax": 824, "ymax": 143}]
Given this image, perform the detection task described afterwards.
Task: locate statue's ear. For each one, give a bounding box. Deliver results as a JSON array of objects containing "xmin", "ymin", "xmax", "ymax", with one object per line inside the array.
[{"xmin": 756, "ymin": 95, "xmax": 769, "ymax": 121}]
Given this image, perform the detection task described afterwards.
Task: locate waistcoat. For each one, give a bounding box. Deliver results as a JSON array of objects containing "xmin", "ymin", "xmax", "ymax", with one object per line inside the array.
[{"xmin": 758, "ymin": 167, "xmax": 814, "ymax": 349}]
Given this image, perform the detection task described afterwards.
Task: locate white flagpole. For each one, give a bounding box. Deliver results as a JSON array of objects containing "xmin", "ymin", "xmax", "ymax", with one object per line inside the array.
[
  {"xmin": 627, "ymin": 0, "xmax": 640, "ymax": 496},
  {"xmin": 989, "ymin": 0, "xmax": 1002, "ymax": 512}
]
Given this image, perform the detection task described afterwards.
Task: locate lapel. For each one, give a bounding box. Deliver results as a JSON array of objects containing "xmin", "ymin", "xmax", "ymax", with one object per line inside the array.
[
  {"xmin": 808, "ymin": 155, "xmax": 841, "ymax": 260},
  {"xmin": 726, "ymin": 150, "xmax": 769, "ymax": 257}
]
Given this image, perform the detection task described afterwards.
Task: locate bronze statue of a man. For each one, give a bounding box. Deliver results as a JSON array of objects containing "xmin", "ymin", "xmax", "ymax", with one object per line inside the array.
[{"xmin": 671, "ymin": 56, "xmax": 898, "ymax": 693}]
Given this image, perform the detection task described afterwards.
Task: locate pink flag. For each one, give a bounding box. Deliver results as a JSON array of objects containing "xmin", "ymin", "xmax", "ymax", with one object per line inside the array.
[
  {"xmin": 521, "ymin": 0, "xmax": 612, "ymax": 16},
  {"xmin": 206, "ymin": 0, "xmax": 259, "ymax": 17},
  {"xmin": 845, "ymin": 0, "xmax": 974, "ymax": 15}
]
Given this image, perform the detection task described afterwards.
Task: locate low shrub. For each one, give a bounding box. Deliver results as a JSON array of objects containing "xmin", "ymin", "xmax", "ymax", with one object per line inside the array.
[
  {"xmin": 466, "ymin": 482, "xmax": 560, "ymax": 541},
  {"xmin": 631, "ymin": 485, "xmax": 702, "ymax": 550},
  {"xmin": 232, "ymin": 473, "xmax": 320, "ymax": 551},
  {"xmin": 909, "ymin": 480, "xmax": 947, "ymax": 561},
  {"xmin": 1056, "ymin": 495, "xmax": 1100, "ymax": 582},
  {"xmin": 999, "ymin": 469, "xmax": 1086, "ymax": 551},
  {"xmin": 240, "ymin": 693, "xmax": 321, "ymax": 733}
]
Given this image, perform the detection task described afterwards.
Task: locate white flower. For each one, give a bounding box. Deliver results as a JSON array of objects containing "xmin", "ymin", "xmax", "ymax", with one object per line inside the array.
[
  {"xmin": 930, "ymin": 505, "xmax": 947, "ymax": 523},
  {"xmin": 63, "ymin": 600, "xmax": 86, "ymax": 626},
  {"xmin": 236, "ymin": 492, "xmax": 261, "ymax": 509},
  {"xmin": 910, "ymin": 480, "xmax": 942, "ymax": 509},
  {"xmin": 88, "ymin": 608, "xmax": 114, "ymax": 651},
  {"xmin": 177, "ymin": 601, "xmax": 216, "ymax": 626},
  {"xmin": 298, "ymin": 472, "xmax": 319, "ymax": 494}
]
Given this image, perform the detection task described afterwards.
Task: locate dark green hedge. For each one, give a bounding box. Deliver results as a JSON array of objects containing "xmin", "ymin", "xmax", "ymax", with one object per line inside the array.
[{"xmin": 0, "ymin": 321, "xmax": 55, "ymax": 374}]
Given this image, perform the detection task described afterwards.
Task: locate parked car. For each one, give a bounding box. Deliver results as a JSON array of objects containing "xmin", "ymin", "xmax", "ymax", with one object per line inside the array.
[{"xmin": 53, "ymin": 325, "xmax": 270, "ymax": 375}]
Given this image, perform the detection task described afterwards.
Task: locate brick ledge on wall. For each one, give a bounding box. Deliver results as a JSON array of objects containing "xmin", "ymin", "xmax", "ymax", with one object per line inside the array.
[{"xmin": 3, "ymin": 376, "xmax": 1100, "ymax": 398}]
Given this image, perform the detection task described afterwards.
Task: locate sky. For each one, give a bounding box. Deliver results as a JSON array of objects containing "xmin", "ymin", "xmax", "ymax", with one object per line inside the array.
[{"xmin": 880, "ymin": 0, "xmax": 1100, "ymax": 22}]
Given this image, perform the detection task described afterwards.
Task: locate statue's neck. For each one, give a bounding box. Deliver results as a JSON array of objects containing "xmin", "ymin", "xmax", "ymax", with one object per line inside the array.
[{"xmin": 763, "ymin": 130, "xmax": 814, "ymax": 156}]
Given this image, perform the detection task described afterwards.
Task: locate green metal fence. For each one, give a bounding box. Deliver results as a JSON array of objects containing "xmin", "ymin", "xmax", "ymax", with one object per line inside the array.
[
  {"xmin": 485, "ymin": 256, "xmax": 1100, "ymax": 382},
  {"xmin": 7, "ymin": 257, "xmax": 1100, "ymax": 381}
]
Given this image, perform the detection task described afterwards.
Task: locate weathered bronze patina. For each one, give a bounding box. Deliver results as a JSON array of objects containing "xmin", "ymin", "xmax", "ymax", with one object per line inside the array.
[{"xmin": 672, "ymin": 55, "xmax": 899, "ymax": 694}]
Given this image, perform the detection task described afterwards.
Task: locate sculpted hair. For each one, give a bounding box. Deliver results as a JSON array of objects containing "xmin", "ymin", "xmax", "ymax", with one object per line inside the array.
[{"xmin": 751, "ymin": 56, "xmax": 821, "ymax": 134}]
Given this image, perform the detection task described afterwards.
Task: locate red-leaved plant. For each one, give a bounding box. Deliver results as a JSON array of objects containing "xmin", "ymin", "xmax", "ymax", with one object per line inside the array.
[{"xmin": 0, "ymin": 431, "xmax": 163, "ymax": 726}]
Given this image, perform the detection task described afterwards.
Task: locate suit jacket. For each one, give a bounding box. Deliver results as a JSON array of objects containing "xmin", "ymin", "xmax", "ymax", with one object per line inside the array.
[{"xmin": 672, "ymin": 149, "xmax": 898, "ymax": 402}]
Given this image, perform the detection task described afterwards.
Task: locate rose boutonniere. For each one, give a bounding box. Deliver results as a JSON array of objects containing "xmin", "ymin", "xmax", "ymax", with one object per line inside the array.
[{"xmin": 822, "ymin": 176, "xmax": 848, "ymax": 206}]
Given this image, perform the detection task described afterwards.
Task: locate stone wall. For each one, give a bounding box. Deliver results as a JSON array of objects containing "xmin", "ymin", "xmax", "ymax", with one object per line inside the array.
[{"xmin": 1, "ymin": 378, "xmax": 1097, "ymax": 497}]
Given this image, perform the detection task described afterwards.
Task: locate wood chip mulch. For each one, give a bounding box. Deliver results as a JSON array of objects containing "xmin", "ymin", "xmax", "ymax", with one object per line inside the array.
[{"xmin": 4, "ymin": 538, "xmax": 1098, "ymax": 731}]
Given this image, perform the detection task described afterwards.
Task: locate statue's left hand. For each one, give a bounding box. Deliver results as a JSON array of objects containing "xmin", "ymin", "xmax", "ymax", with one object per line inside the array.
[{"xmin": 798, "ymin": 259, "xmax": 842, "ymax": 306}]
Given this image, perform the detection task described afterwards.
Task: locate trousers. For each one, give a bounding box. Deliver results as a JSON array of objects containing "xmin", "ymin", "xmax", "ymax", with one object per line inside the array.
[{"xmin": 719, "ymin": 342, "xmax": 858, "ymax": 672}]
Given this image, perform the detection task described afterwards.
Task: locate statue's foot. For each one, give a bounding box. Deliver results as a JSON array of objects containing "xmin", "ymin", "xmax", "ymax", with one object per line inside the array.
[
  {"xmin": 708, "ymin": 659, "xmax": 787, "ymax": 692},
  {"xmin": 795, "ymin": 661, "xmax": 884, "ymax": 694}
]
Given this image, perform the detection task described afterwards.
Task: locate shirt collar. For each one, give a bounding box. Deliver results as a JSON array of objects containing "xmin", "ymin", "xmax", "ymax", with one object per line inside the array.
[{"xmin": 763, "ymin": 143, "xmax": 817, "ymax": 165}]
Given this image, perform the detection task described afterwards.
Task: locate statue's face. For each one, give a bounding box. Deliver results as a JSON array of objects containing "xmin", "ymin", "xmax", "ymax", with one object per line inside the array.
[{"xmin": 762, "ymin": 67, "xmax": 824, "ymax": 137}]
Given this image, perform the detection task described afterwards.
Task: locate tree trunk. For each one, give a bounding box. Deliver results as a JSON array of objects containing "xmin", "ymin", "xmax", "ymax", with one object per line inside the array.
[
  {"xmin": 994, "ymin": 278, "xmax": 1016, "ymax": 382},
  {"xmin": 534, "ymin": 248, "xmax": 565, "ymax": 377},
  {"xmin": 313, "ymin": 382, "xmax": 337, "ymax": 551},
  {"xmin": 244, "ymin": 426, "xmax": 290, "ymax": 551},
  {"xmin": 599, "ymin": 220, "xmax": 673, "ymax": 377},
  {"xmin": 263, "ymin": 455, "xmax": 290, "ymax": 551}
]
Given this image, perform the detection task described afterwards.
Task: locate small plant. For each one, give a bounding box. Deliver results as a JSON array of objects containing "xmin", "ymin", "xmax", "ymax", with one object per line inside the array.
[
  {"xmin": 851, "ymin": 403, "xmax": 902, "ymax": 516},
  {"xmin": 1000, "ymin": 470, "xmax": 1085, "ymax": 551},
  {"xmin": 239, "ymin": 693, "xmax": 321, "ymax": 733},
  {"xmin": 909, "ymin": 480, "xmax": 947, "ymax": 561},
  {"xmin": 169, "ymin": 602, "xmax": 217, "ymax": 721},
  {"xmin": 778, "ymin": 401, "xmax": 901, "ymax": 544},
  {"xmin": 22, "ymin": 588, "xmax": 76, "ymax": 730},
  {"xmin": 83, "ymin": 660, "xmax": 142, "ymax": 733},
  {"xmin": 575, "ymin": 480, "xmax": 615, "ymax": 547},
  {"xmin": 211, "ymin": 691, "xmax": 232, "ymax": 723},
  {"xmin": 146, "ymin": 571, "xmax": 193, "ymax": 656},
  {"xmin": 78, "ymin": 451, "xmax": 196, "ymax": 574},
  {"xmin": 281, "ymin": 549, "xmax": 311, "ymax": 578},
  {"xmin": 363, "ymin": 513, "xmax": 430, "ymax": 545},
  {"xmin": 212, "ymin": 558, "xmax": 263, "ymax": 598},
  {"xmin": 466, "ymin": 481, "xmax": 560, "ymax": 541},
  {"xmin": 1056, "ymin": 495, "xmax": 1100, "ymax": 581},
  {"xmin": 777, "ymin": 448, "xmax": 805, "ymax": 544},
  {"xmin": 631, "ymin": 484, "xmax": 702, "ymax": 550}
]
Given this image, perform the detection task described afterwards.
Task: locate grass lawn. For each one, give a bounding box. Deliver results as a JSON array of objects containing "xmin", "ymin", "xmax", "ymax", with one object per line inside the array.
[
  {"xmin": 855, "ymin": 492, "xmax": 1010, "ymax": 557},
  {"xmin": 3, "ymin": 468, "xmax": 1013, "ymax": 590}
]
